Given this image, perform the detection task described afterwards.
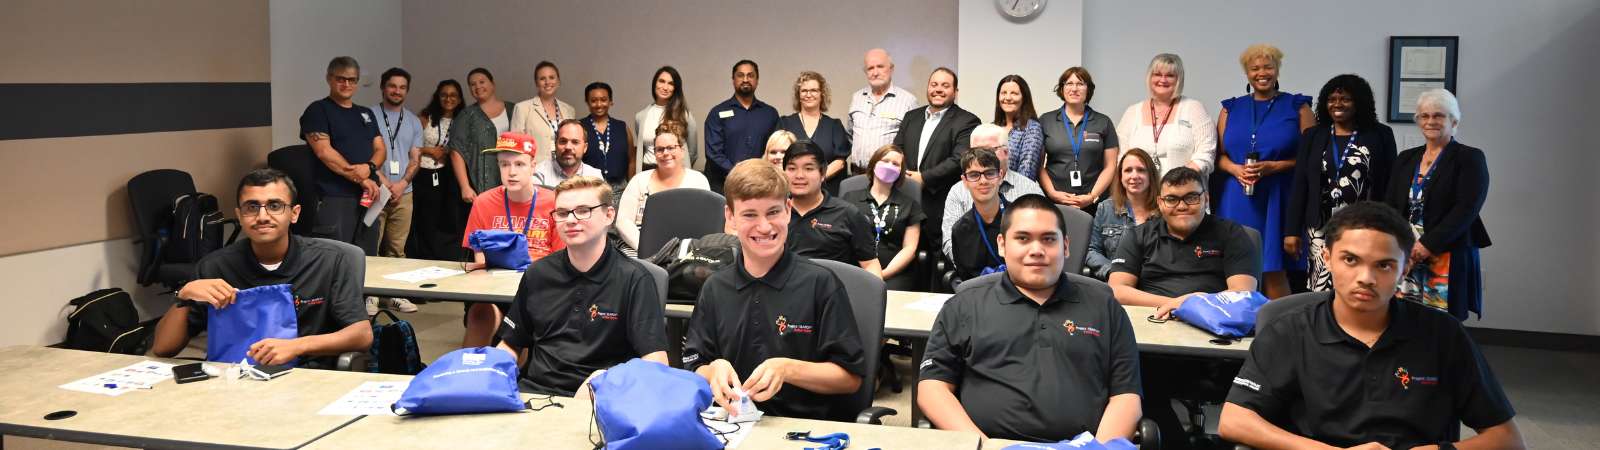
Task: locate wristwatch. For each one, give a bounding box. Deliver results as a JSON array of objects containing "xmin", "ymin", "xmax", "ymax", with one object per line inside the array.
[{"xmin": 365, "ymin": 162, "xmax": 379, "ymax": 175}]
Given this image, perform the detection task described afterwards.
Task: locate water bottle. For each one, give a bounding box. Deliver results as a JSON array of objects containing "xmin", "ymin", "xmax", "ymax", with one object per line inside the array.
[{"xmin": 1244, "ymin": 152, "xmax": 1260, "ymax": 196}]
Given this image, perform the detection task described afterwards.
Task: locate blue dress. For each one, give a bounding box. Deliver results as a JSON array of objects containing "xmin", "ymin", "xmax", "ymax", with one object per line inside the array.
[{"xmin": 1215, "ymin": 93, "xmax": 1311, "ymax": 272}]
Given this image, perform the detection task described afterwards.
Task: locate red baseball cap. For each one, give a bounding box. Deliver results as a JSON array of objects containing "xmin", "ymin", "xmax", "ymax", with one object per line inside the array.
[{"xmin": 484, "ymin": 132, "xmax": 537, "ymax": 157}]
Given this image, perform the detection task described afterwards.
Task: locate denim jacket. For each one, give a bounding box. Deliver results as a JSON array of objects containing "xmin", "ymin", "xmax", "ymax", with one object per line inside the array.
[{"xmin": 1086, "ymin": 198, "xmax": 1148, "ymax": 279}]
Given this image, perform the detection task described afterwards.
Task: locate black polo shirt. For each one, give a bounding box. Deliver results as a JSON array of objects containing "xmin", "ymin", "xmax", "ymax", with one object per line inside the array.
[
  {"xmin": 949, "ymin": 201, "xmax": 1008, "ymax": 281},
  {"xmin": 1227, "ymin": 293, "xmax": 1515, "ymax": 449},
  {"xmin": 1110, "ymin": 214, "xmax": 1257, "ymax": 297},
  {"xmin": 682, "ymin": 251, "xmax": 867, "ymax": 422},
  {"xmin": 1040, "ymin": 107, "xmax": 1120, "ymax": 197},
  {"xmin": 840, "ymin": 188, "xmax": 927, "ymax": 268},
  {"xmin": 185, "ymin": 234, "xmax": 367, "ymax": 370},
  {"xmin": 788, "ymin": 193, "xmax": 878, "ymax": 266},
  {"xmin": 299, "ymin": 97, "xmax": 381, "ymax": 197},
  {"xmin": 495, "ymin": 245, "xmax": 668, "ymax": 396},
  {"xmin": 921, "ymin": 273, "xmax": 1142, "ymax": 442}
]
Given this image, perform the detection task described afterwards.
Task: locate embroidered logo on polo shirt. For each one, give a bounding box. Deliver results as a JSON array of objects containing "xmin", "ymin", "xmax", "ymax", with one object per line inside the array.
[
  {"xmin": 1063, "ymin": 319, "xmax": 1101, "ymax": 337},
  {"xmin": 294, "ymin": 295, "xmax": 325, "ymax": 307},
  {"xmin": 1064, "ymin": 320, "xmax": 1077, "ymax": 335},
  {"xmin": 812, "ymin": 219, "xmax": 832, "ymax": 229},
  {"xmin": 1395, "ymin": 367, "xmax": 1438, "ymax": 389},
  {"xmin": 1195, "ymin": 246, "xmax": 1221, "ymax": 258},
  {"xmin": 775, "ymin": 315, "xmax": 813, "ymax": 336},
  {"xmin": 1233, "ymin": 377, "xmax": 1261, "ymax": 391},
  {"xmin": 588, "ymin": 304, "xmax": 618, "ymax": 321}
]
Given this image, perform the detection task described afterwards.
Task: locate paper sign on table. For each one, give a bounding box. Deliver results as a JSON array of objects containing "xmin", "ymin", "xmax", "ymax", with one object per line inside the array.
[
  {"xmin": 902, "ymin": 294, "xmax": 955, "ymax": 312},
  {"xmin": 58, "ymin": 361, "xmax": 177, "ymax": 396},
  {"xmin": 317, "ymin": 381, "xmax": 411, "ymax": 416},
  {"xmin": 382, "ymin": 266, "xmax": 465, "ymax": 283}
]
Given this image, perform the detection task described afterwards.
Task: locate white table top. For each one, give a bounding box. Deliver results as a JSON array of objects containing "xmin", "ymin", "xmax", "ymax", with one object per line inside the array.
[{"xmin": 364, "ymin": 256, "xmax": 519, "ymax": 303}]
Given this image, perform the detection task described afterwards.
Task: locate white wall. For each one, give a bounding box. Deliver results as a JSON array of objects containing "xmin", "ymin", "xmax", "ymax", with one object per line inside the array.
[
  {"xmin": 958, "ymin": 0, "xmax": 1083, "ymax": 124},
  {"xmin": 1078, "ymin": 0, "xmax": 1600, "ymax": 336},
  {"xmin": 270, "ymin": 0, "xmax": 404, "ymax": 150},
  {"xmin": 0, "ymin": 240, "xmax": 166, "ymax": 346}
]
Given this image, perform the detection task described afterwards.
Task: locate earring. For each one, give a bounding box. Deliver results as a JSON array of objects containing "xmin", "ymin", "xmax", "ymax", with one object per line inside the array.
[{"xmin": 1246, "ymin": 83, "xmax": 1253, "ymax": 93}]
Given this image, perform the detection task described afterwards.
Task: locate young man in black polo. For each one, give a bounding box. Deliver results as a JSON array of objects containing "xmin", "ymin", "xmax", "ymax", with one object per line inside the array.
[
  {"xmin": 1108, "ymin": 166, "xmax": 1259, "ymax": 317},
  {"xmin": 299, "ymin": 56, "xmax": 387, "ymax": 256},
  {"xmin": 151, "ymin": 169, "xmax": 373, "ymax": 369},
  {"xmin": 921, "ymin": 193, "xmax": 1143, "ymax": 443},
  {"xmin": 1220, "ymin": 202, "xmax": 1523, "ymax": 450},
  {"xmin": 948, "ymin": 146, "xmax": 1009, "ymax": 284},
  {"xmin": 784, "ymin": 139, "xmax": 882, "ymax": 277},
  {"xmin": 683, "ymin": 159, "xmax": 866, "ymax": 422},
  {"xmin": 494, "ymin": 176, "xmax": 668, "ymax": 397}
]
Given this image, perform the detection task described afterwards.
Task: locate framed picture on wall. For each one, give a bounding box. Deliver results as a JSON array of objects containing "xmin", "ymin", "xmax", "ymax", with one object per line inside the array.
[{"xmin": 1387, "ymin": 36, "xmax": 1459, "ymax": 123}]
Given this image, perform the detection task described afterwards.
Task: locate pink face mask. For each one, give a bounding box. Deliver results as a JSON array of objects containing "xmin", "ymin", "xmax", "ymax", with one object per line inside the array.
[{"xmin": 874, "ymin": 162, "xmax": 901, "ymax": 183}]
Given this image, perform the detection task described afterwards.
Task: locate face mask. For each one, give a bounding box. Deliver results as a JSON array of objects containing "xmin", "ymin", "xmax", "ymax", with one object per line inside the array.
[{"xmin": 874, "ymin": 162, "xmax": 901, "ymax": 183}]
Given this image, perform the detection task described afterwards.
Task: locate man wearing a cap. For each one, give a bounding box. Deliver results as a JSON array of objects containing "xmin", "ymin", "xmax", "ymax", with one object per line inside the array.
[
  {"xmin": 299, "ymin": 56, "xmax": 387, "ymax": 255},
  {"xmin": 460, "ymin": 132, "xmax": 566, "ymax": 349}
]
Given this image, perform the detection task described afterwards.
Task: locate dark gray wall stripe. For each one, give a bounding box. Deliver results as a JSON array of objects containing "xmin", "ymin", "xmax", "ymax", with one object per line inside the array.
[
  {"xmin": 1467, "ymin": 327, "xmax": 1600, "ymax": 353},
  {"xmin": 0, "ymin": 82, "xmax": 271, "ymax": 141}
]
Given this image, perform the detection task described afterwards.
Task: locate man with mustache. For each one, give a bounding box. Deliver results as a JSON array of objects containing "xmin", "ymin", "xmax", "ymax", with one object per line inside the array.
[
  {"xmin": 150, "ymin": 169, "xmax": 373, "ymax": 369},
  {"xmin": 532, "ymin": 119, "xmax": 603, "ymax": 186},
  {"xmin": 369, "ymin": 67, "xmax": 424, "ymax": 314},
  {"xmin": 704, "ymin": 60, "xmax": 780, "ymax": 194}
]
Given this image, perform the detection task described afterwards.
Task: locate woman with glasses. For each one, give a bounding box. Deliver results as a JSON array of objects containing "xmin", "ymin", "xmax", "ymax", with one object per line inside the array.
[
  {"xmin": 1384, "ymin": 88, "xmax": 1489, "ymax": 321},
  {"xmin": 409, "ymin": 79, "xmax": 467, "ymax": 261},
  {"xmin": 614, "ymin": 120, "xmax": 710, "ymax": 256},
  {"xmin": 1041, "ymin": 67, "xmax": 1119, "ymax": 216},
  {"xmin": 1085, "ymin": 148, "xmax": 1160, "ymax": 280},
  {"xmin": 1116, "ymin": 54, "xmax": 1217, "ymax": 181},
  {"xmin": 780, "ymin": 71, "xmax": 851, "ymax": 195}
]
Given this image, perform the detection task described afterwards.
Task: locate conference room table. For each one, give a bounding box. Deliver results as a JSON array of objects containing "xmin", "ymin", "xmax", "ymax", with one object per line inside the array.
[{"xmin": 0, "ymin": 346, "xmax": 982, "ymax": 450}]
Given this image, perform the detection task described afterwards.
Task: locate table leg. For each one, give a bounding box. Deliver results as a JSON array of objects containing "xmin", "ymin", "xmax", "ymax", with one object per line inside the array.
[
  {"xmin": 666, "ymin": 317, "xmax": 686, "ymax": 370},
  {"xmin": 909, "ymin": 336, "xmax": 927, "ymax": 427}
]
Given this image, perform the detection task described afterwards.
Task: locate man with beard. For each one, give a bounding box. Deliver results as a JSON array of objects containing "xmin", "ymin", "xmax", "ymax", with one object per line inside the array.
[
  {"xmin": 150, "ymin": 169, "xmax": 373, "ymax": 369},
  {"xmin": 704, "ymin": 60, "xmax": 780, "ymax": 193},
  {"xmin": 894, "ymin": 68, "xmax": 980, "ymax": 255},
  {"xmin": 369, "ymin": 67, "xmax": 423, "ymax": 314},
  {"xmin": 532, "ymin": 119, "xmax": 603, "ymax": 186}
]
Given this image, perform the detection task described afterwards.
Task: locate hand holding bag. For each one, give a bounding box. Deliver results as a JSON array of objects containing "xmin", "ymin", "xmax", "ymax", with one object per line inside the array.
[
  {"xmin": 590, "ymin": 359, "xmax": 722, "ymax": 450},
  {"xmin": 206, "ymin": 284, "xmax": 298, "ymax": 367},
  {"xmin": 468, "ymin": 187, "xmax": 537, "ymax": 271}
]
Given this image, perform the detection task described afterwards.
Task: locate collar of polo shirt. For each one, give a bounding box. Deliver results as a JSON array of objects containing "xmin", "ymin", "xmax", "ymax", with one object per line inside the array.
[
  {"xmin": 1311, "ymin": 293, "xmax": 1422, "ymax": 345},
  {"xmin": 735, "ymin": 250, "xmax": 797, "ymax": 290},
  {"xmin": 557, "ymin": 243, "xmax": 615, "ymax": 283},
  {"xmin": 995, "ymin": 273, "xmax": 1079, "ymax": 305}
]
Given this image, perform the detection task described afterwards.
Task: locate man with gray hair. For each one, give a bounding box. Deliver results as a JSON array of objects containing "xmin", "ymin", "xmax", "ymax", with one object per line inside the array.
[
  {"xmin": 941, "ymin": 124, "xmax": 1042, "ymax": 260},
  {"xmin": 846, "ymin": 49, "xmax": 920, "ymax": 172},
  {"xmin": 299, "ymin": 56, "xmax": 386, "ymax": 257}
]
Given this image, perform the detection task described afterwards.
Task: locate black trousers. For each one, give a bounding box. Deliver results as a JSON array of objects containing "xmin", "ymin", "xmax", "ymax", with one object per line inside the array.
[{"xmin": 312, "ymin": 195, "xmax": 380, "ymax": 256}]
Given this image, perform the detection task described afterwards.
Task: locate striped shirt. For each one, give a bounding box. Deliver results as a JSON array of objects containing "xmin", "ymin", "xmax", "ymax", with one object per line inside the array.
[{"xmin": 846, "ymin": 84, "xmax": 920, "ymax": 168}]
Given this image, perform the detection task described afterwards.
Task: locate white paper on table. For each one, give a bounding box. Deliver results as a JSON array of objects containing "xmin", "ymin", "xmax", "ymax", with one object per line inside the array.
[
  {"xmin": 317, "ymin": 381, "xmax": 411, "ymax": 416},
  {"xmin": 382, "ymin": 266, "xmax": 466, "ymax": 283},
  {"xmin": 703, "ymin": 417, "xmax": 755, "ymax": 448},
  {"xmin": 903, "ymin": 294, "xmax": 955, "ymax": 312},
  {"xmin": 58, "ymin": 361, "xmax": 177, "ymax": 396},
  {"xmin": 362, "ymin": 187, "xmax": 393, "ymax": 226},
  {"xmin": 1398, "ymin": 81, "xmax": 1446, "ymax": 114},
  {"xmin": 1400, "ymin": 47, "xmax": 1448, "ymax": 78}
]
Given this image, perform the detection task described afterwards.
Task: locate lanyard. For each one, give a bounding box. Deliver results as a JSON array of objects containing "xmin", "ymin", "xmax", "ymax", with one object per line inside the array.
[
  {"xmin": 974, "ymin": 202, "xmax": 1005, "ymax": 265},
  {"xmin": 541, "ymin": 101, "xmax": 562, "ymax": 133},
  {"xmin": 590, "ymin": 117, "xmax": 612, "ymax": 174},
  {"xmin": 437, "ymin": 118, "xmax": 451, "ymax": 148},
  {"xmin": 381, "ymin": 108, "xmax": 402, "ymax": 158},
  {"xmin": 1150, "ymin": 98, "xmax": 1177, "ymax": 148},
  {"xmin": 868, "ymin": 200, "xmax": 900, "ymax": 245},
  {"xmin": 1409, "ymin": 148, "xmax": 1443, "ymax": 205},
  {"xmin": 502, "ymin": 186, "xmax": 538, "ymax": 236},
  {"xmin": 1247, "ymin": 93, "xmax": 1280, "ymax": 152},
  {"xmin": 1062, "ymin": 105, "xmax": 1092, "ymax": 163},
  {"xmin": 1330, "ymin": 127, "xmax": 1360, "ymax": 176}
]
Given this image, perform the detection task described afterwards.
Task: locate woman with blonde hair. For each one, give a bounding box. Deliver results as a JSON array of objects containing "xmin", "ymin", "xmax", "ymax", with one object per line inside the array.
[
  {"xmin": 763, "ymin": 130, "xmax": 798, "ymax": 166},
  {"xmin": 780, "ymin": 71, "xmax": 851, "ymax": 194},
  {"xmin": 1116, "ymin": 53, "xmax": 1217, "ymax": 180}
]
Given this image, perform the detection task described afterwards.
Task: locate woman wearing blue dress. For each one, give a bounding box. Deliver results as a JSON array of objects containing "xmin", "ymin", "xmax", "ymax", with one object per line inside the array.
[{"xmin": 1214, "ymin": 44, "xmax": 1315, "ymax": 299}]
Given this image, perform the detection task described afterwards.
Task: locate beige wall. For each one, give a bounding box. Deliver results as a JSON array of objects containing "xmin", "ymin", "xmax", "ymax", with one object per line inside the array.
[{"xmin": 402, "ymin": 0, "xmax": 957, "ymax": 169}]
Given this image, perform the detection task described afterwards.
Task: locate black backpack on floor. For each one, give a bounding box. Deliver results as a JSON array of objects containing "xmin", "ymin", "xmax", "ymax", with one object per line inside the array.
[
  {"xmin": 368, "ymin": 310, "xmax": 427, "ymax": 375},
  {"xmin": 65, "ymin": 288, "xmax": 158, "ymax": 355},
  {"xmin": 163, "ymin": 193, "xmax": 240, "ymax": 264}
]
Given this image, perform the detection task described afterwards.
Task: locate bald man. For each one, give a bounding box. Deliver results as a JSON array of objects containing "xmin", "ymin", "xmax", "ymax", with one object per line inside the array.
[{"xmin": 846, "ymin": 49, "xmax": 921, "ymax": 171}]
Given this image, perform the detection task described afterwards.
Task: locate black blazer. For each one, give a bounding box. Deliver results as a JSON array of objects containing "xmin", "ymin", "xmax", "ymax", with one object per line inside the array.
[
  {"xmin": 892, "ymin": 104, "xmax": 980, "ymax": 201},
  {"xmin": 1384, "ymin": 141, "xmax": 1491, "ymax": 253},
  {"xmin": 1286, "ymin": 122, "xmax": 1398, "ymax": 235}
]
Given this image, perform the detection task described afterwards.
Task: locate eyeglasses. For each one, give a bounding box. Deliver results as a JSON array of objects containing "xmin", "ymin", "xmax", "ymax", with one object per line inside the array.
[
  {"xmin": 1415, "ymin": 112, "xmax": 1451, "ymax": 123},
  {"xmin": 551, "ymin": 204, "xmax": 607, "ymax": 221},
  {"xmin": 332, "ymin": 76, "xmax": 359, "ymax": 85},
  {"xmin": 1158, "ymin": 193, "xmax": 1204, "ymax": 207},
  {"xmin": 241, "ymin": 201, "xmax": 291, "ymax": 216},
  {"xmin": 799, "ymin": 88, "xmax": 821, "ymax": 96},
  {"xmin": 654, "ymin": 144, "xmax": 681, "ymax": 154},
  {"xmin": 962, "ymin": 169, "xmax": 1001, "ymax": 182},
  {"xmin": 440, "ymin": 93, "xmax": 461, "ymax": 99}
]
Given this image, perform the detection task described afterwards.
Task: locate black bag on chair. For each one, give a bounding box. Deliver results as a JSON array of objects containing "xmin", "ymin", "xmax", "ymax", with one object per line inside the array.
[
  {"xmin": 163, "ymin": 193, "xmax": 239, "ymax": 264},
  {"xmin": 65, "ymin": 288, "xmax": 157, "ymax": 355},
  {"xmin": 646, "ymin": 233, "xmax": 740, "ymax": 302}
]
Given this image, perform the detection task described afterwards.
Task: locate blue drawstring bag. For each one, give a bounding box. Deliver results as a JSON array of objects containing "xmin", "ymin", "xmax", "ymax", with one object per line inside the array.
[
  {"xmin": 591, "ymin": 359, "xmax": 722, "ymax": 450},
  {"xmin": 392, "ymin": 347, "xmax": 526, "ymax": 415},
  {"xmin": 1001, "ymin": 432, "xmax": 1136, "ymax": 450},
  {"xmin": 1172, "ymin": 291, "xmax": 1271, "ymax": 337},
  {"xmin": 468, "ymin": 187, "xmax": 537, "ymax": 272},
  {"xmin": 206, "ymin": 284, "xmax": 298, "ymax": 367}
]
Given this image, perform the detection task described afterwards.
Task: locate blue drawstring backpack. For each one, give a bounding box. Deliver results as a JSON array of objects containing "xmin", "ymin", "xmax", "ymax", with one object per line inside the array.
[
  {"xmin": 590, "ymin": 359, "xmax": 722, "ymax": 450},
  {"xmin": 468, "ymin": 187, "xmax": 536, "ymax": 271},
  {"xmin": 1172, "ymin": 291, "xmax": 1271, "ymax": 337},
  {"xmin": 392, "ymin": 347, "xmax": 526, "ymax": 415},
  {"xmin": 1001, "ymin": 432, "xmax": 1136, "ymax": 450},
  {"xmin": 206, "ymin": 284, "xmax": 298, "ymax": 367}
]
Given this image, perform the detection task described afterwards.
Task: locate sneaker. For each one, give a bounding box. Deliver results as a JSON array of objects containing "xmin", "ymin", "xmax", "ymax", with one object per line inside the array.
[
  {"xmin": 388, "ymin": 298, "xmax": 418, "ymax": 313},
  {"xmin": 365, "ymin": 296, "xmax": 379, "ymax": 316}
]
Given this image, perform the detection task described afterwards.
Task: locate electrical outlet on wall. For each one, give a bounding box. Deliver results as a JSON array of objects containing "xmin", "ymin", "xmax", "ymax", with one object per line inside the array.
[{"xmin": 1404, "ymin": 134, "xmax": 1425, "ymax": 149}]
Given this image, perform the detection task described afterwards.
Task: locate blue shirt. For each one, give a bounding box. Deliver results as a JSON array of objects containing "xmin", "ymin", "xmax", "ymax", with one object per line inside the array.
[
  {"xmin": 704, "ymin": 96, "xmax": 779, "ymax": 174},
  {"xmin": 370, "ymin": 105, "xmax": 425, "ymax": 194},
  {"xmin": 300, "ymin": 97, "xmax": 381, "ymax": 197},
  {"xmin": 580, "ymin": 116, "xmax": 631, "ymax": 182}
]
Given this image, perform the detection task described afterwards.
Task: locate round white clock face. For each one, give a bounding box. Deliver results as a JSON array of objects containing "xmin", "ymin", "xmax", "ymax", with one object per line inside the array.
[{"xmin": 998, "ymin": 0, "xmax": 1042, "ymax": 18}]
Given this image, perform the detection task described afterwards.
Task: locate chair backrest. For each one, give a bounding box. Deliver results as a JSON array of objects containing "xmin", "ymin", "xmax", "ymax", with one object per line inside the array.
[
  {"xmin": 1256, "ymin": 291, "xmax": 1324, "ymax": 329},
  {"xmin": 267, "ymin": 145, "xmax": 324, "ymax": 236},
  {"xmin": 128, "ymin": 169, "xmax": 198, "ymax": 285},
  {"xmin": 809, "ymin": 258, "xmax": 886, "ymax": 418},
  {"xmin": 638, "ymin": 258, "xmax": 669, "ymax": 312},
  {"xmin": 839, "ymin": 174, "xmax": 921, "ymax": 200},
  {"xmin": 638, "ymin": 188, "xmax": 726, "ymax": 256},
  {"xmin": 1057, "ymin": 205, "xmax": 1093, "ymax": 275},
  {"xmin": 1242, "ymin": 225, "xmax": 1264, "ymax": 284}
]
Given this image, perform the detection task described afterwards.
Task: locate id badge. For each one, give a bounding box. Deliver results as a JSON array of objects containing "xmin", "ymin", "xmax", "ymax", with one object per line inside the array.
[
  {"xmin": 431, "ymin": 172, "xmax": 439, "ymax": 186},
  {"xmin": 389, "ymin": 160, "xmax": 400, "ymax": 175},
  {"xmin": 1070, "ymin": 170, "xmax": 1083, "ymax": 187}
]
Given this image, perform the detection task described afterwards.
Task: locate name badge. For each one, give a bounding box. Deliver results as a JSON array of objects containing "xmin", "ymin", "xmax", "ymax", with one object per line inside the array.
[
  {"xmin": 389, "ymin": 160, "xmax": 400, "ymax": 175},
  {"xmin": 719, "ymin": 110, "xmax": 735, "ymax": 119},
  {"xmin": 431, "ymin": 172, "xmax": 439, "ymax": 186},
  {"xmin": 881, "ymin": 112, "xmax": 898, "ymax": 120},
  {"xmin": 1177, "ymin": 119, "xmax": 1191, "ymax": 128},
  {"xmin": 1070, "ymin": 170, "xmax": 1083, "ymax": 187}
]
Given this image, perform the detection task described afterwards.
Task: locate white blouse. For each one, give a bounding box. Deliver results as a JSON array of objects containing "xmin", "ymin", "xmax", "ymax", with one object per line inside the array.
[
  {"xmin": 615, "ymin": 168, "xmax": 711, "ymax": 251},
  {"xmin": 420, "ymin": 117, "xmax": 452, "ymax": 169},
  {"xmin": 1116, "ymin": 97, "xmax": 1218, "ymax": 179}
]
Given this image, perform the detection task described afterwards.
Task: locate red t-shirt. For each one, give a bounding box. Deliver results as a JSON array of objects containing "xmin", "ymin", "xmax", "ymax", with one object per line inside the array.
[{"xmin": 463, "ymin": 186, "xmax": 566, "ymax": 261}]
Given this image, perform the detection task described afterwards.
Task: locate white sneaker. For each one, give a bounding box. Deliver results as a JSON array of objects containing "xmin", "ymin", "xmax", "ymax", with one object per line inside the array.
[
  {"xmin": 388, "ymin": 298, "xmax": 418, "ymax": 313},
  {"xmin": 366, "ymin": 296, "xmax": 379, "ymax": 316}
]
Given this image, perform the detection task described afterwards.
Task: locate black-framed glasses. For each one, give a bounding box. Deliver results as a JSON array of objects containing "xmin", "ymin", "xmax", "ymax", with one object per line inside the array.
[
  {"xmin": 654, "ymin": 144, "xmax": 681, "ymax": 154},
  {"xmin": 241, "ymin": 201, "xmax": 291, "ymax": 217},
  {"xmin": 332, "ymin": 75, "xmax": 359, "ymax": 85},
  {"xmin": 1159, "ymin": 193, "xmax": 1203, "ymax": 207},
  {"xmin": 962, "ymin": 169, "xmax": 1001, "ymax": 182},
  {"xmin": 551, "ymin": 204, "xmax": 607, "ymax": 221}
]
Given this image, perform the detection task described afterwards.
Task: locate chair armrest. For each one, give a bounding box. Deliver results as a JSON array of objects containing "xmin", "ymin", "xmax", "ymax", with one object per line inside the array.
[
  {"xmin": 337, "ymin": 351, "xmax": 371, "ymax": 372},
  {"xmin": 855, "ymin": 406, "xmax": 898, "ymax": 424},
  {"xmin": 221, "ymin": 218, "xmax": 242, "ymax": 245},
  {"xmin": 1135, "ymin": 417, "xmax": 1161, "ymax": 449}
]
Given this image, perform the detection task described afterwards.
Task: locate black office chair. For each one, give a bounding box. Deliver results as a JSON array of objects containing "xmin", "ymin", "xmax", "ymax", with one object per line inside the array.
[
  {"xmin": 129, "ymin": 169, "xmax": 200, "ymax": 290},
  {"xmin": 1242, "ymin": 226, "xmax": 1263, "ymax": 284},
  {"xmin": 267, "ymin": 145, "xmax": 324, "ymax": 237},
  {"xmin": 808, "ymin": 259, "xmax": 898, "ymax": 425},
  {"xmin": 637, "ymin": 259, "xmax": 683, "ymax": 369},
  {"xmin": 1256, "ymin": 291, "xmax": 1323, "ymax": 328},
  {"xmin": 638, "ymin": 189, "xmax": 726, "ymax": 258}
]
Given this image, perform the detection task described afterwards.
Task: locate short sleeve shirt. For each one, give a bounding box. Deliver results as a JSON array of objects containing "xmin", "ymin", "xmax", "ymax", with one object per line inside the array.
[
  {"xmin": 950, "ymin": 201, "xmax": 1008, "ymax": 281},
  {"xmin": 1110, "ymin": 215, "xmax": 1257, "ymax": 297},
  {"xmin": 1040, "ymin": 107, "xmax": 1120, "ymax": 196},
  {"xmin": 681, "ymin": 251, "xmax": 867, "ymax": 422},
  {"xmin": 495, "ymin": 245, "xmax": 668, "ymax": 396},
  {"xmin": 300, "ymin": 97, "xmax": 381, "ymax": 197},
  {"xmin": 840, "ymin": 188, "xmax": 926, "ymax": 267},
  {"xmin": 185, "ymin": 234, "xmax": 368, "ymax": 369},
  {"xmin": 1227, "ymin": 294, "xmax": 1516, "ymax": 449},
  {"xmin": 462, "ymin": 186, "xmax": 567, "ymax": 260},
  {"xmin": 787, "ymin": 194, "xmax": 878, "ymax": 266},
  {"xmin": 370, "ymin": 105, "xmax": 425, "ymax": 194},
  {"xmin": 920, "ymin": 274, "xmax": 1142, "ymax": 442}
]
